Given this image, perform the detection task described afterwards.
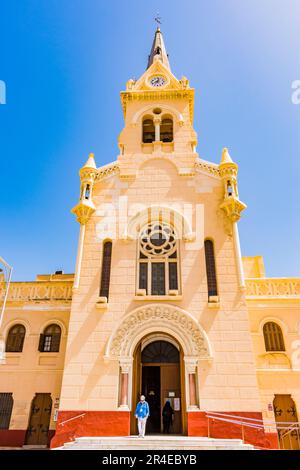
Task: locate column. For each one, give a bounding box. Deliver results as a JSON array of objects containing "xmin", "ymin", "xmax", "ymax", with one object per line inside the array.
[
  {"xmin": 154, "ymin": 117, "xmax": 161, "ymax": 141},
  {"xmin": 185, "ymin": 357, "xmax": 199, "ymax": 409},
  {"xmin": 119, "ymin": 358, "xmax": 132, "ymax": 409},
  {"xmin": 73, "ymin": 223, "xmax": 86, "ymax": 290},
  {"xmin": 232, "ymin": 222, "xmax": 246, "ymax": 289},
  {"xmin": 189, "ymin": 374, "xmax": 197, "ymax": 407},
  {"xmin": 120, "ymin": 373, "xmax": 129, "ymax": 407}
]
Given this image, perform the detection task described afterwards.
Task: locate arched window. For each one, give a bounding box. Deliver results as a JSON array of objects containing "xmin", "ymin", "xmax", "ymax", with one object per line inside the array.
[
  {"xmin": 6, "ymin": 324, "xmax": 26, "ymax": 352},
  {"xmin": 160, "ymin": 117, "xmax": 173, "ymax": 142},
  {"xmin": 227, "ymin": 180, "xmax": 233, "ymax": 196},
  {"xmin": 263, "ymin": 322, "xmax": 285, "ymax": 352},
  {"xmin": 100, "ymin": 241, "xmax": 112, "ymax": 299},
  {"xmin": 204, "ymin": 239, "xmax": 218, "ymax": 298},
  {"xmin": 39, "ymin": 324, "xmax": 61, "ymax": 353},
  {"xmin": 142, "ymin": 341, "xmax": 179, "ymax": 363},
  {"xmin": 138, "ymin": 222, "xmax": 179, "ymax": 295},
  {"xmin": 84, "ymin": 184, "xmax": 91, "ymax": 200},
  {"xmin": 0, "ymin": 393, "xmax": 13, "ymax": 429},
  {"xmin": 142, "ymin": 118, "xmax": 155, "ymax": 143}
]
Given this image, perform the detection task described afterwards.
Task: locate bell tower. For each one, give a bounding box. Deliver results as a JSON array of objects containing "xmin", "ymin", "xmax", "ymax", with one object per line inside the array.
[{"xmin": 117, "ymin": 27, "xmax": 198, "ymax": 178}]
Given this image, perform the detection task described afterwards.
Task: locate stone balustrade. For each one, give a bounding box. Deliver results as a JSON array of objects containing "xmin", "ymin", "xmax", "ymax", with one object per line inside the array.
[
  {"xmin": 1, "ymin": 278, "xmax": 300, "ymax": 302},
  {"xmin": 246, "ymin": 278, "xmax": 300, "ymax": 298},
  {"xmin": 0, "ymin": 281, "xmax": 73, "ymax": 302}
]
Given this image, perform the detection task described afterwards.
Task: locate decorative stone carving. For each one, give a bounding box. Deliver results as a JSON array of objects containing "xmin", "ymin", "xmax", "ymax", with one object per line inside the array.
[
  {"xmin": 95, "ymin": 163, "xmax": 120, "ymax": 182},
  {"xmin": 194, "ymin": 160, "xmax": 220, "ymax": 178},
  {"xmin": 121, "ymin": 90, "xmax": 194, "ymax": 123},
  {"xmin": 246, "ymin": 279, "xmax": 300, "ymax": 297},
  {"xmin": 119, "ymin": 357, "xmax": 133, "ymax": 374},
  {"xmin": 184, "ymin": 356, "xmax": 199, "ymax": 374},
  {"xmin": 1, "ymin": 282, "xmax": 73, "ymax": 303},
  {"xmin": 71, "ymin": 200, "xmax": 96, "ymax": 225},
  {"xmin": 220, "ymin": 197, "xmax": 247, "ymax": 223},
  {"xmin": 105, "ymin": 304, "xmax": 212, "ymax": 359}
]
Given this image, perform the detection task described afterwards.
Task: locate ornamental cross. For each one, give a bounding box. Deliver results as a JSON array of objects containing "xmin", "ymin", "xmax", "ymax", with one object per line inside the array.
[{"xmin": 154, "ymin": 13, "xmax": 161, "ymax": 27}]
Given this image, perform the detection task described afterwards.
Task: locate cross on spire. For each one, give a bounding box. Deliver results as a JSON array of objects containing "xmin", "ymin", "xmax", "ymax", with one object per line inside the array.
[
  {"xmin": 154, "ymin": 12, "xmax": 162, "ymax": 28},
  {"xmin": 147, "ymin": 21, "xmax": 170, "ymax": 70}
]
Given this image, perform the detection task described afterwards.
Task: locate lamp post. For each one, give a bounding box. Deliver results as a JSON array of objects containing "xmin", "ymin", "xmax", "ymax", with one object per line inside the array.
[
  {"xmin": 0, "ymin": 256, "xmax": 12, "ymax": 328},
  {"xmin": 0, "ymin": 256, "xmax": 13, "ymax": 362}
]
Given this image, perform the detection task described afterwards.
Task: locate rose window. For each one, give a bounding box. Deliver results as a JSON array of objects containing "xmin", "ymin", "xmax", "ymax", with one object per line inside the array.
[{"xmin": 140, "ymin": 223, "xmax": 177, "ymax": 257}]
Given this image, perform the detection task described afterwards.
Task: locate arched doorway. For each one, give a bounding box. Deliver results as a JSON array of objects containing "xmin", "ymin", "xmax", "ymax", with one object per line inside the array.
[
  {"xmin": 273, "ymin": 394, "xmax": 300, "ymax": 450},
  {"xmin": 25, "ymin": 393, "xmax": 52, "ymax": 445},
  {"xmin": 131, "ymin": 336, "xmax": 184, "ymax": 435},
  {"xmin": 105, "ymin": 304, "xmax": 213, "ymax": 436}
]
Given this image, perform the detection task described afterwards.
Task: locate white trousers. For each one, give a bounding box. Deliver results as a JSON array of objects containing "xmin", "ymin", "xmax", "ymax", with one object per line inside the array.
[{"xmin": 138, "ymin": 417, "xmax": 147, "ymax": 437}]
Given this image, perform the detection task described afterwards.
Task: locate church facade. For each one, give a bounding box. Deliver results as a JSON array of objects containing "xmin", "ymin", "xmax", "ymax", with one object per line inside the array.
[{"xmin": 0, "ymin": 29, "xmax": 300, "ymax": 450}]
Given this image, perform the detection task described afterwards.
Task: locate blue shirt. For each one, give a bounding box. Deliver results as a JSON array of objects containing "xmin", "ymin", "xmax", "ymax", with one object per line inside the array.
[{"xmin": 135, "ymin": 401, "xmax": 150, "ymax": 418}]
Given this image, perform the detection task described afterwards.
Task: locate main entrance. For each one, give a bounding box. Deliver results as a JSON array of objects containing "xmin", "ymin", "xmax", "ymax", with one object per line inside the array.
[{"xmin": 131, "ymin": 338, "xmax": 184, "ymax": 434}]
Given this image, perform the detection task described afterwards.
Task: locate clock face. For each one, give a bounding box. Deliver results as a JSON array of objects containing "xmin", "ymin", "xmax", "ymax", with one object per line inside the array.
[{"xmin": 150, "ymin": 76, "xmax": 166, "ymax": 87}]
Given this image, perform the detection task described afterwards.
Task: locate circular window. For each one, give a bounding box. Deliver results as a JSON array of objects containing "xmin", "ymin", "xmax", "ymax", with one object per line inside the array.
[
  {"xmin": 153, "ymin": 108, "xmax": 162, "ymax": 115},
  {"xmin": 140, "ymin": 223, "xmax": 176, "ymax": 257}
]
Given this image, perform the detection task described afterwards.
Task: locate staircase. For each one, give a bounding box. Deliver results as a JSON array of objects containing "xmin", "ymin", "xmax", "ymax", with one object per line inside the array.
[{"xmin": 56, "ymin": 435, "xmax": 254, "ymax": 450}]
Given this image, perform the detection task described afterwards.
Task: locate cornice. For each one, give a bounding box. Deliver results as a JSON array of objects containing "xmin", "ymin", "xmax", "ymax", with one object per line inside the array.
[
  {"xmin": 120, "ymin": 89, "xmax": 195, "ymax": 123},
  {"xmin": 194, "ymin": 159, "xmax": 221, "ymax": 179},
  {"xmin": 94, "ymin": 162, "xmax": 120, "ymax": 182}
]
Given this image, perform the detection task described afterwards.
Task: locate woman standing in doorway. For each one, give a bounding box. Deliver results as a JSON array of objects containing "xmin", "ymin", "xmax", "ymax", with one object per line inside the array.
[{"xmin": 162, "ymin": 400, "xmax": 174, "ymax": 434}]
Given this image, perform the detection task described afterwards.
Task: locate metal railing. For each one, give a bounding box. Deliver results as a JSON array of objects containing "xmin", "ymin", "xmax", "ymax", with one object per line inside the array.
[
  {"xmin": 205, "ymin": 411, "xmax": 300, "ymax": 450},
  {"xmin": 278, "ymin": 423, "xmax": 300, "ymax": 450},
  {"xmin": 59, "ymin": 413, "xmax": 86, "ymax": 427}
]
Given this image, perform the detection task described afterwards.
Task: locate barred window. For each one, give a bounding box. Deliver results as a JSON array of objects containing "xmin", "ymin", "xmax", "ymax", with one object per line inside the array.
[
  {"xmin": 0, "ymin": 393, "xmax": 13, "ymax": 429},
  {"xmin": 100, "ymin": 241, "xmax": 112, "ymax": 300},
  {"xmin": 263, "ymin": 322, "xmax": 285, "ymax": 352},
  {"xmin": 6, "ymin": 324, "xmax": 26, "ymax": 352},
  {"xmin": 204, "ymin": 239, "xmax": 218, "ymax": 297},
  {"xmin": 39, "ymin": 324, "xmax": 61, "ymax": 353}
]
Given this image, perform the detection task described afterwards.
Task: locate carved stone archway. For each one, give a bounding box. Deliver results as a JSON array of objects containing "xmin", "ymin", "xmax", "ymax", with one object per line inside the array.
[
  {"xmin": 105, "ymin": 304, "xmax": 212, "ymax": 414},
  {"xmin": 105, "ymin": 304, "xmax": 212, "ymax": 360}
]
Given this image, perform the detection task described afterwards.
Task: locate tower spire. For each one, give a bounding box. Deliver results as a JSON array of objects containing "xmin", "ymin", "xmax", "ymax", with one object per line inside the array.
[{"xmin": 147, "ymin": 25, "xmax": 170, "ymax": 70}]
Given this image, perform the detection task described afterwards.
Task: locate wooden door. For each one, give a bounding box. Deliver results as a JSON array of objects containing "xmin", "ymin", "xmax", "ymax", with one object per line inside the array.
[
  {"xmin": 273, "ymin": 394, "xmax": 300, "ymax": 450},
  {"xmin": 131, "ymin": 344, "xmax": 141, "ymax": 434},
  {"xmin": 26, "ymin": 393, "xmax": 52, "ymax": 445},
  {"xmin": 161, "ymin": 363, "xmax": 182, "ymax": 434}
]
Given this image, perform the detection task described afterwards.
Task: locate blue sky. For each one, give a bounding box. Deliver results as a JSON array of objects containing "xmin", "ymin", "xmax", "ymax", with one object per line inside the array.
[{"xmin": 0, "ymin": 0, "xmax": 300, "ymax": 280}]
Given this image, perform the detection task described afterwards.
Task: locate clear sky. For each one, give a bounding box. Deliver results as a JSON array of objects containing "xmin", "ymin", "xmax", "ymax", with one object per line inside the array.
[{"xmin": 1, "ymin": 0, "xmax": 300, "ymax": 281}]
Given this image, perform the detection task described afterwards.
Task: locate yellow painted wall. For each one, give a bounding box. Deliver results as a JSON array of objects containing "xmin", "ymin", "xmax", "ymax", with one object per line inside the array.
[{"xmin": 0, "ymin": 275, "xmax": 71, "ymax": 431}]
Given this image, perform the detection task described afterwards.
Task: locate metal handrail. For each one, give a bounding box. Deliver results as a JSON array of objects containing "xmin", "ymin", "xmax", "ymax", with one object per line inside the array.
[
  {"xmin": 59, "ymin": 413, "xmax": 86, "ymax": 427},
  {"xmin": 206, "ymin": 414, "xmax": 265, "ymax": 429},
  {"xmin": 206, "ymin": 411, "xmax": 300, "ymax": 427},
  {"xmin": 280, "ymin": 423, "xmax": 300, "ymax": 439},
  {"xmin": 205, "ymin": 411, "xmax": 300, "ymax": 450}
]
